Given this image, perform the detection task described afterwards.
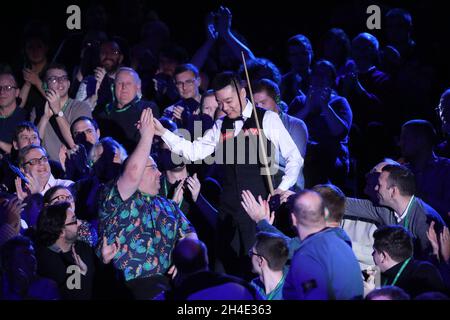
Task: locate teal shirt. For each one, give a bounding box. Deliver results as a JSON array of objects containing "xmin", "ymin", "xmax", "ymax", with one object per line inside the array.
[{"xmin": 98, "ymin": 183, "xmax": 195, "ymax": 281}]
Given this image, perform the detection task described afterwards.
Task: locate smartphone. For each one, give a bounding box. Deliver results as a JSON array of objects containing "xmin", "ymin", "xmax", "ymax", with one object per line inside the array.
[{"xmin": 269, "ymin": 194, "xmax": 281, "ymax": 212}]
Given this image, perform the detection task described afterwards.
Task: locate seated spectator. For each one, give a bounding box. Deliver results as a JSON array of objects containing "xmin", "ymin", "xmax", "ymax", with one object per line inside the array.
[
  {"xmin": 34, "ymin": 202, "xmax": 120, "ymax": 300},
  {"xmin": 16, "ymin": 145, "xmax": 73, "ymax": 198},
  {"xmin": 0, "ymin": 236, "xmax": 59, "ymax": 300},
  {"xmin": 95, "ymin": 67, "xmax": 160, "ymax": 153},
  {"xmin": 200, "ymin": 90, "xmax": 221, "ymax": 121},
  {"xmin": 281, "ymin": 34, "xmax": 313, "ymax": 104},
  {"xmin": 371, "ymin": 225, "xmax": 446, "ymax": 297},
  {"xmin": 345, "ymin": 163, "xmax": 446, "ymax": 260},
  {"xmin": 98, "ymin": 108, "xmax": 197, "ymax": 299},
  {"xmin": 0, "ymin": 194, "xmax": 26, "ymax": 247},
  {"xmin": 436, "ymin": 88, "xmax": 450, "ymax": 158},
  {"xmin": 158, "ymin": 238, "xmax": 262, "ymax": 300},
  {"xmin": 76, "ymin": 40, "xmax": 124, "ymax": 112},
  {"xmin": 282, "ymin": 190, "xmax": 363, "ymax": 299},
  {"xmin": 1, "ymin": 122, "xmax": 64, "ymax": 193},
  {"xmin": 254, "ymin": 78, "xmax": 308, "ymax": 190},
  {"xmin": 0, "ymin": 72, "xmax": 27, "ymax": 155},
  {"xmin": 43, "ymin": 185, "xmax": 97, "ymax": 246},
  {"xmin": 249, "ymin": 232, "xmax": 289, "ymax": 300},
  {"xmin": 36, "ymin": 63, "xmax": 92, "ymax": 161},
  {"xmin": 319, "ymin": 28, "xmax": 353, "ymax": 78},
  {"xmin": 162, "ymin": 64, "xmax": 214, "ymax": 138},
  {"xmin": 365, "ymin": 285, "xmax": 410, "ymax": 300},
  {"xmin": 399, "ymin": 119, "xmax": 450, "ymax": 224},
  {"xmin": 289, "ymin": 60, "xmax": 352, "ymax": 188}
]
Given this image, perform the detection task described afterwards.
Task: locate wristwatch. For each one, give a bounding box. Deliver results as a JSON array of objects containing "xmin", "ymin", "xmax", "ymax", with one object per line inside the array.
[{"xmin": 56, "ymin": 110, "xmax": 64, "ymax": 117}]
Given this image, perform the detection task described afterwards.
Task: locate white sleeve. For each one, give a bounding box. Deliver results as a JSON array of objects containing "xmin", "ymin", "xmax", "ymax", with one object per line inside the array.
[
  {"xmin": 262, "ymin": 111, "xmax": 303, "ymax": 191},
  {"xmin": 161, "ymin": 121, "xmax": 222, "ymax": 161}
]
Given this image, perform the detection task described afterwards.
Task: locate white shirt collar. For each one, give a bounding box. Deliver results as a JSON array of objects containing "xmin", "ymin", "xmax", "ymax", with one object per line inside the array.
[{"xmin": 242, "ymin": 100, "xmax": 253, "ymax": 119}]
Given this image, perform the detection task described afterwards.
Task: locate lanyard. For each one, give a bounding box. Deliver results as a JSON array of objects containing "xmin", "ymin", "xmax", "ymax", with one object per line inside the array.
[
  {"xmin": 384, "ymin": 257, "xmax": 411, "ymax": 286},
  {"xmin": 400, "ymin": 196, "xmax": 415, "ymax": 230},
  {"xmin": 266, "ymin": 273, "xmax": 286, "ymax": 300}
]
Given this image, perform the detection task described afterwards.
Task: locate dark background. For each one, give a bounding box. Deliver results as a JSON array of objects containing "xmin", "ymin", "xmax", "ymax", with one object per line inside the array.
[{"xmin": 1, "ymin": 0, "xmax": 449, "ymax": 90}]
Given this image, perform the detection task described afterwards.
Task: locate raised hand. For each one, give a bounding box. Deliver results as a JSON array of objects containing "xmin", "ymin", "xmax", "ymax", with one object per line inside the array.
[
  {"xmin": 72, "ymin": 246, "xmax": 88, "ymax": 276},
  {"xmin": 216, "ymin": 6, "xmax": 232, "ymax": 36},
  {"xmin": 101, "ymin": 235, "xmax": 121, "ymax": 264},
  {"xmin": 136, "ymin": 108, "xmax": 155, "ymax": 139},
  {"xmin": 172, "ymin": 106, "xmax": 184, "ymax": 121},
  {"xmin": 23, "ymin": 68, "xmax": 42, "ymax": 88},
  {"xmin": 186, "ymin": 173, "xmax": 201, "ymax": 202},
  {"xmin": 426, "ymin": 221, "xmax": 439, "ymax": 257},
  {"xmin": 280, "ymin": 189, "xmax": 296, "ymax": 204},
  {"xmin": 241, "ymin": 190, "xmax": 271, "ymax": 224},
  {"xmin": 45, "ymin": 89, "xmax": 62, "ymax": 114},
  {"xmin": 172, "ymin": 178, "xmax": 186, "ymax": 205},
  {"xmin": 439, "ymin": 226, "xmax": 450, "ymax": 264},
  {"xmin": 15, "ymin": 177, "xmax": 28, "ymax": 201},
  {"xmin": 24, "ymin": 173, "xmax": 42, "ymax": 195},
  {"xmin": 205, "ymin": 12, "xmax": 218, "ymax": 41},
  {"xmin": 43, "ymin": 101, "xmax": 54, "ymax": 119},
  {"xmin": 0, "ymin": 196, "xmax": 25, "ymax": 233},
  {"xmin": 94, "ymin": 67, "xmax": 107, "ymax": 92}
]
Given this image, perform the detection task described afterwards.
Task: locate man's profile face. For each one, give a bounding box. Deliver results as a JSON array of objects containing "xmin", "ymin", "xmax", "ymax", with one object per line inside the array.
[
  {"xmin": 254, "ymin": 90, "xmax": 277, "ymax": 112},
  {"xmin": 374, "ymin": 171, "xmax": 392, "ymax": 206},
  {"xmin": 438, "ymin": 92, "xmax": 450, "ymax": 135},
  {"xmin": 215, "ymin": 85, "xmax": 245, "ymax": 119},
  {"xmin": 139, "ymin": 157, "xmax": 162, "ymax": 195},
  {"xmin": 72, "ymin": 120, "xmax": 100, "ymax": 145}
]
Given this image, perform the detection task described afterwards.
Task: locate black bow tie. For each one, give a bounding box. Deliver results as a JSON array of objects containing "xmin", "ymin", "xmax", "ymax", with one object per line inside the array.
[{"xmin": 230, "ymin": 116, "xmax": 245, "ymax": 122}]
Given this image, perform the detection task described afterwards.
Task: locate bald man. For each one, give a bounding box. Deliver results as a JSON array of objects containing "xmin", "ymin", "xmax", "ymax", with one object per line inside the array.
[{"xmin": 282, "ymin": 190, "xmax": 363, "ymax": 300}]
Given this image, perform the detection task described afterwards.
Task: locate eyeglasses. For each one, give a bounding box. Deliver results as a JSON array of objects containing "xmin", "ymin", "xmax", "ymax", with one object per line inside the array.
[
  {"xmin": 23, "ymin": 155, "xmax": 49, "ymax": 167},
  {"xmin": 100, "ymin": 49, "xmax": 121, "ymax": 56},
  {"xmin": 46, "ymin": 76, "xmax": 69, "ymax": 85},
  {"xmin": 175, "ymin": 79, "xmax": 197, "ymax": 87},
  {"xmin": 248, "ymin": 249, "xmax": 264, "ymax": 259},
  {"xmin": 49, "ymin": 194, "xmax": 74, "ymax": 204},
  {"xmin": 64, "ymin": 219, "xmax": 78, "ymax": 227},
  {"xmin": 0, "ymin": 85, "xmax": 18, "ymax": 93}
]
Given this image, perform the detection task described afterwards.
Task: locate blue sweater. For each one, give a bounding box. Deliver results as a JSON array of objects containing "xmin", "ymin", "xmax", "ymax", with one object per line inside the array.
[{"xmin": 282, "ymin": 227, "xmax": 363, "ymax": 300}]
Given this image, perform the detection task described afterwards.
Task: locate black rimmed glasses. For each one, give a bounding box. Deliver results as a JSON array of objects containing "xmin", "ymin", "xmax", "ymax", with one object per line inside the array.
[
  {"xmin": 0, "ymin": 85, "xmax": 18, "ymax": 93},
  {"xmin": 248, "ymin": 249, "xmax": 264, "ymax": 259},
  {"xmin": 46, "ymin": 75, "xmax": 69, "ymax": 85},
  {"xmin": 23, "ymin": 155, "xmax": 48, "ymax": 167}
]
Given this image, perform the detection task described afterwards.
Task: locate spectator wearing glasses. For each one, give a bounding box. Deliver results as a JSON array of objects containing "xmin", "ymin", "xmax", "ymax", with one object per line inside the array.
[
  {"xmin": 248, "ymin": 232, "xmax": 289, "ymax": 300},
  {"xmin": 35, "ymin": 63, "xmax": 92, "ymax": 162},
  {"xmin": 0, "ymin": 72, "xmax": 27, "ymax": 155},
  {"xmin": 34, "ymin": 202, "xmax": 121, "ymax": 300},
  {"xmin": 43, "ymin": 185, "xmax": 98, "ymax": 247},
  {"xmin": 17, "ymin": 145, "xmax": 73, "ymax": 198}
]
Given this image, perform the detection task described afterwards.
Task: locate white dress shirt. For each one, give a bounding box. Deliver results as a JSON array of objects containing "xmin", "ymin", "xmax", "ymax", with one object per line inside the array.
[
  {"xmin": 41, "ymin": 174, "xmax": 74, "ymax": 196},
  {"xmin": 161, "ymin": 100, "xmax": 303, "ymax": 190}
]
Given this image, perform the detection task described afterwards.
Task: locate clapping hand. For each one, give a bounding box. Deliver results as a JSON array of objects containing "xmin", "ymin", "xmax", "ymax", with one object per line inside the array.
[{"xmin": 101, "ymin": 235, "xmax": 121, "ymax": 264}]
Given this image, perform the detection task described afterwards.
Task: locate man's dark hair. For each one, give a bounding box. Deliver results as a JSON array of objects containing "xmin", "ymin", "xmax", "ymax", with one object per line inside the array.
[
  {"xmin": 288, "ymin": 34, "xmax": 313, "ymax": 55},
  {"xmin": 174, "ymin": 63, "xmax": 199, "ymax": 78},
  {"xmin": 172, "ymin": 238, "xmax": 208, "ymax": 275},
  {"xmin": 43, "ymin": 185, "xmax": 74, "ymax": 205},
  {"xmin": 385, "ymin": 8, "xmax": 413, "ymax": 28},
  {"xmin": 254, "ymin": 232, "xmax": 289, "ymax": 271},
  {"xmin": 321, "ymin": 28, "xmax": 351, "ymax": 64},
  {"xmin": 70, "ymin": 116, "xmax": 99, "ymax": 136},
  {"xmin": 366, "ymin": 285, "xmax": 410, "ymax": 300},
  {"xmin": 18, "ymin": 145, "xmax": 47, "ymax": 167},
  {"xmin": 36, "ymin": 202, "xmax": 71, "ymax": 247},
  {"xmin": 402, "ymin": 119, "xmax": 437, "ymax": 146},
  {"xmin": 0, "ymin": 236, "xmax": 34, "ymax": 271},
  {"xmin": 13, "ymin": 121, "xmax": 40, "ymax": 143},
  {"xmin": 0, "ymin": 71, "xmax": 18, "ymax": 87},
  {"xmin": 312, "ymin": 184, "xmax": 345, "ymax": 223},
  {"xmin": 211, "ymin": 71, "xmax": 242, "ymax": 92},
  {"xmin": 253, "ymin": 79, "xmax": 281, "ymax": 106},
  {"xmin": 238, "ymin": 58, "xmax": 282, "ymax": 86},
  {"xmin": 45, "ymin": 62, "xmax": 69, "ymax": 79},
  {"xmin": 373, "ymin": 225, "xmax": 413, "ymax": 262},
  {"xmin": 415, "ymin": 292, "xmax": 450, "ymax": 300},
  {"xmin": 381, "ymin": 164, "xmax": 416, "ymax": 196},
  {"xmin": 312, "ymin": 59, "xmax": 338, "ymax": 84}
]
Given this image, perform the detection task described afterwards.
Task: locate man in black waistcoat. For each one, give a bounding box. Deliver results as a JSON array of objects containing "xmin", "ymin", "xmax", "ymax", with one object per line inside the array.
[{"xmin": 154, "ymin": 72, "xmax": 302, "ymax": 279}]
